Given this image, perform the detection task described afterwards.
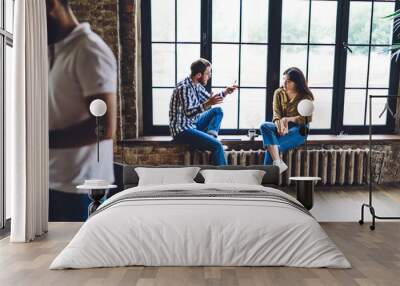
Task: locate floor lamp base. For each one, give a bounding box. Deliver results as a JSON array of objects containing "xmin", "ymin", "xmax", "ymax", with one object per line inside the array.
[{"xmin": 359, "ymin": 203, "xmax": 400, "ymax": 231}]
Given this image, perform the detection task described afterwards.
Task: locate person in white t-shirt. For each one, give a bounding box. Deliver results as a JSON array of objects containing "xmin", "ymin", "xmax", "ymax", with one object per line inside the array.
[{"xmin": 46, "ymin": 0, "xmax": 117, "ymax": 221}]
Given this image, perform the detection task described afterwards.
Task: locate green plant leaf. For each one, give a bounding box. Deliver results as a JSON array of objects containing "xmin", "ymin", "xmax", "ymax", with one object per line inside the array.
[{"xmin": 382, "ymin": 9, "xmax": 400, "ymax": 19}]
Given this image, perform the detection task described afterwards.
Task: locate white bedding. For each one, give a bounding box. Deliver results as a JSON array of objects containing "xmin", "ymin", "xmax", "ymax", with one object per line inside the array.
[{"xmin": 50, "ymin": 183, "xmax": 351, "ymax": 269}]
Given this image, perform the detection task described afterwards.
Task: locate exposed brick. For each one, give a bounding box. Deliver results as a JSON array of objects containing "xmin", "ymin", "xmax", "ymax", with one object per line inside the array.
[
  {"xmin": 118, "ymin": 0, "xmax": 137, "ymax": 139},
  {"xmin": 69, "ymin": 0, "xmax": 136, "ymax": 146},
  {"xmin": 114, "ymin": 141, "xmax": 400, "ymax": 184}
]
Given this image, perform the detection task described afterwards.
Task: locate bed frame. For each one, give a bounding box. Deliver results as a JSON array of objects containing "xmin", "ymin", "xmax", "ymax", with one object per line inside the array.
[
  {"xmin": 82, "ymin": 163, "xmax": 282, "ymax": 215},
  {"xmin": 112, "ymin": 163, "xmax": 281, "ymax": 195}
]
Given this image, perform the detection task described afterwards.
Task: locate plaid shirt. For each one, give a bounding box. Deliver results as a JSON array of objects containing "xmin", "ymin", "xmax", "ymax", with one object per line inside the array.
[{"xmin": 169, "ymin": 77, "xmax": 224, "ymax": 137}]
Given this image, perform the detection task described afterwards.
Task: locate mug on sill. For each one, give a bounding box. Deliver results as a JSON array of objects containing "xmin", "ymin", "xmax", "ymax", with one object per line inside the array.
[{"xmin": 248, "ymin": 128, "xmax": 258, "ymax": 141}]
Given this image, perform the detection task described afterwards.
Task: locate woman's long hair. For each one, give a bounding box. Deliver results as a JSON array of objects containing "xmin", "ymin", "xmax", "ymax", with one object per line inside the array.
[{"xmin": 283, "ymin": 67, "xmax": 314, "ymax": 100}]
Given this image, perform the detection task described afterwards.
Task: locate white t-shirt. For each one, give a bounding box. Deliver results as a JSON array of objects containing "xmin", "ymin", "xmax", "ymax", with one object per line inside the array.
[{"xmin": 49, "ymin": 23, "xmax": 116, "ymax": 192}]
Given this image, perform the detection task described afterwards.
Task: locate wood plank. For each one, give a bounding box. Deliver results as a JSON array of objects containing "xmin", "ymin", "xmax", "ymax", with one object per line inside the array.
[{"xmin": 1, "ymin": 186, "xmax": 400, "ymax": 286}]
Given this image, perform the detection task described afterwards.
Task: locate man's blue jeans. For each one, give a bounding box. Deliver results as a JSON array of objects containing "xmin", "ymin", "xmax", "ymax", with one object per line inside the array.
[
  {"xmin": 260, "ymin": 121, "xmax": 306, "ymax": 165},
  {"xmin": 49, "ymin": 189, "xmax": 91, "ymax": 222},
  {"xmin": 174, "ymin": 107, "xmax": 226, "ymax": 165}
]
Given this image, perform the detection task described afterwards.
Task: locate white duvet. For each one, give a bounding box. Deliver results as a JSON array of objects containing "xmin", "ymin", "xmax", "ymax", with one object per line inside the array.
[{"xmin": 50, "ymin": 183, "xmax": 351, "ymax": 269}]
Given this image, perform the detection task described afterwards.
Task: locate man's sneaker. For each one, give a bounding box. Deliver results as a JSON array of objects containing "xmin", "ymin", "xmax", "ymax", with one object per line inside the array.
[
  {"xmin": 273, "ymin": 160, "xmax": 288, "ymax": 174},
  {"xmin": 207, "ymin": 130, "xmax": 218, "ymax": 138}
]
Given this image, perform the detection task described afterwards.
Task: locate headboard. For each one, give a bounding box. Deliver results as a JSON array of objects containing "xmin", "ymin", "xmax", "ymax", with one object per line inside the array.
[{"xmin": 113, "ymin": 163, "xmax": 280, "ymax": 194}]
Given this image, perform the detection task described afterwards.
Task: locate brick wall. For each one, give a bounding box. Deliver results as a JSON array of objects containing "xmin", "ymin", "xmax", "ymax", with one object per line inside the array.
[
  {"xmin": 118, "ymin": 0, "xmax": 137, "ymax": 139},
  {"xmin": 120, "ymin": 144, "xmax": 188, "ymax": 165},
  {"xmin": 69, "ymin": 0, "xmax": 137, "ymax": 142},
  {"xmin": 69, "ymin": 1, "xmax": 119, "ymax": 56},
  {"xmin": 117, "ymin": 140, "xmax": 400, "ymax": 184}
]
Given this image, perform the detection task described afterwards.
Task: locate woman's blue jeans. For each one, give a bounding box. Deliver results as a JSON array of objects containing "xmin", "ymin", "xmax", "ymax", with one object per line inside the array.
[
  {"xmin": 260, "ymin": 121, "xmax": 306, "ymax": 165},
  {"xmin": 174, "ymin": 107, "xmax": 226, "ymax": 165}
]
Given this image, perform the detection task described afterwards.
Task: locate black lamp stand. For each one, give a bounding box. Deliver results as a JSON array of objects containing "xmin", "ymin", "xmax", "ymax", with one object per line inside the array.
[
  {"xmin": 95, "ymin": 117, "xmax": 104, "ymax": 162},
  {"xmin": 359, "ymin": 94, "xmax": 400, "ymax": 230},
  {"xmin": 299, "ymin": 117, "xmax": 310, "ymax": 151}
]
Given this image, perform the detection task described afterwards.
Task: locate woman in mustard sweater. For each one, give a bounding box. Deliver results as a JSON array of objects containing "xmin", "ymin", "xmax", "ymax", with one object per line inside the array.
[{"xmin": 260, "ymin": 67, "xmax": 314, "ymax": 173}]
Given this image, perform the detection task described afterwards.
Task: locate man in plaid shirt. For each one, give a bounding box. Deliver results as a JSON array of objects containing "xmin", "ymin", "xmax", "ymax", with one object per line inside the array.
[{"xmin": 169, "ymin": 58, "xmax": 237, "ymax": 165}]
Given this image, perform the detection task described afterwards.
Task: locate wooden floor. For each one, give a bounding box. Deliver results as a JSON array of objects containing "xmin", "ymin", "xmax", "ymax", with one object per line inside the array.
[
  {"xmin": 1, "ymin": 185, "xmax": 400, "ymax": 286},
  {"xmin": 298, "ymin": 183, "xmax": 400, "ymax": 222}
]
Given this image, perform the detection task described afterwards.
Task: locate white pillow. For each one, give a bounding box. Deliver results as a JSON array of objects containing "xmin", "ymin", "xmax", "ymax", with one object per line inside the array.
[
  {"xmin": 200, "ymin": 169, "xmax": 266, "ymax": 185},
  {"xmin": 135, "ymin": 167, "xmax": 200, "ymax": 186}
]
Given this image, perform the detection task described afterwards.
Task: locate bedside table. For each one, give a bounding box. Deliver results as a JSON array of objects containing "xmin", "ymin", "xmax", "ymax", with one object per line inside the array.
[
  {"xmin": 289, "ymin": 177, "xmax": 321, "ymax": 210},
  {"xmin": 77, "ymin": 184, "xmax": 117, "ymax": 216}
]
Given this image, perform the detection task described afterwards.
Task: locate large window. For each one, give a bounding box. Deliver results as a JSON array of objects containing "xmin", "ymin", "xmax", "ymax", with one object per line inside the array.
[
  {"xmin": 142, "ymin": 0, "xmax": 400, "ymax": 135},
  {"xmin": 343, "ymin": 1, "xmax": 395, "ymax": 128},
  {"xmin": 1, "ymin": 0, "xmax": 14, "ymax": 229},
  {"xmin": 212, "ymin": 0, "xmax": 268, "ymax": 130},
  {"xmin": 147, "ymin": 0, "xmax": 201, "ymax": 126},
  {"xmin": 281, "ymin": 0, "xmax": 337, "ymax": 130}
]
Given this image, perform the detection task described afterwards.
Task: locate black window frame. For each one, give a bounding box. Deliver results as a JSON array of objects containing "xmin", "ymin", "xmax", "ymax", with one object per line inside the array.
[
  {"xmin": 336, "ymin": 0, "xmax": 400, "ymax": 135},
  {"xmin": 141, "ymin": 0, "xmax": 400, "ymax": 136}
]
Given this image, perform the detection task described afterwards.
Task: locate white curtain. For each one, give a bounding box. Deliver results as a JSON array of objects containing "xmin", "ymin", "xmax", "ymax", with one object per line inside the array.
[{"xmin": 7, "ymin": 0, "xmax": 49, "ymax": 242}]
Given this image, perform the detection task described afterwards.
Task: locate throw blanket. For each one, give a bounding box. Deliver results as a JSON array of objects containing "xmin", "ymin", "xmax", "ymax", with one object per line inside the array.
[{"xmin": 92, "ymin": 188, "xmax": 313, "ymax": 218}]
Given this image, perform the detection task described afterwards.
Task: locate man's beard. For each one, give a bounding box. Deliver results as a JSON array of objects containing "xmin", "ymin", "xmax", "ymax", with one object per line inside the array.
[
  {"xmin": 47, "ymin": 14, "xmax": 62, "ymax": 45},
  {"xmin": 200, "ymin": 76, "xmax": 208, "ymax": 86}
]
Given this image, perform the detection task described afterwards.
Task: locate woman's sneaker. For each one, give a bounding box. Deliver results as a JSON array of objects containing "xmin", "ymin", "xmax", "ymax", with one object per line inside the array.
[{"xmin": 273, "ymin": 160, "xmax": 288, "ymax": 174}]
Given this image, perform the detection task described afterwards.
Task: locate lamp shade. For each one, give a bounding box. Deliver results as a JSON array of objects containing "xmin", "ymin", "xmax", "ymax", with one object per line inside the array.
[
  {"xmin": 297, "ymin": 99, "xmax": 314, "ymax": 117},
  {"xmin": 89, "ymin": 99, "xmax": 107, "ymax": 117}
]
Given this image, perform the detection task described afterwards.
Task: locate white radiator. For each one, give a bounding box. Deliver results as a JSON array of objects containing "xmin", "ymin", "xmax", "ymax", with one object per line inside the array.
[{"xmin": 184, "ymin": 148, "xmax": 386, "ymax": 186}]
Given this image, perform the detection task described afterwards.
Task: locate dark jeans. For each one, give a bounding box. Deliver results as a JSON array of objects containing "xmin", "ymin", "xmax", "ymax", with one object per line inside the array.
[
  {"xmin": 49, "ymin": 189, "xmax": 91, "ymax": 222},
  {"xmin": 260, "ymin": 121, "xmax": 306, "ymax": 165},
  {"xmin": 174, "ymin": 107, "xmax": 226, "ymax": 165}
]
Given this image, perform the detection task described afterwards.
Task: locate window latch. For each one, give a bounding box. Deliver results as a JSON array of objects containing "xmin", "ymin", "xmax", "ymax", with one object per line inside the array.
[{"xmin": 342, "ymin": 42, "xmax": 353, "ymax": 53}]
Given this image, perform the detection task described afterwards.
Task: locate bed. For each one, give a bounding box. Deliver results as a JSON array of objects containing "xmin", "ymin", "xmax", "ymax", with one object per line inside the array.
[{"xmin": 50, "ymin": 164, "xmax": 351, "ymax": 269}]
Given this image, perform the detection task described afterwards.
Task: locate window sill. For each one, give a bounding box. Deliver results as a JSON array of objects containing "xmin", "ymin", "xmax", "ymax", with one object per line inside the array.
[{"xmin": 118, "ymin": 134, "xmax": 400, "ymax": 148}]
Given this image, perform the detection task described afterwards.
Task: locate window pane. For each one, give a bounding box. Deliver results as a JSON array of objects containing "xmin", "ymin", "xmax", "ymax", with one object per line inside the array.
[
  {"xmin": 241, "ymin": 0, "xmax": 268, "ymax": 43},
  {"xmin": 280, "ymin": 45, "xmax": 307, "ymax": 76},
  {"xmin": 239, "ymin": 89, "xmax": 266, "ymax": 129},
  {"xmin": 5, "ymin": 44, "xmax": 13, "ymax": 110},
  {"xmin": 177, "ymin": 44, "xmax": 200, "ymax": 82},
  {"xmin": 240, "ymin": 45, "xmax": 267, "ymax": 87},
  {"xmin": 345, "ymin": 46, "xmax": 369, "ymax": 88},
  {"xmin": 151, "ymin": 0, "xmax": 175, "ymax": 42},
  {"xmin": 281, "ymin": 0, "xmax": 309, "ymax": 44},
  {"xmin": 5, "ymin": 44, "xmax": 13, "ymax": 219},
  {"xmin": 5, "ymin": 0, "xmax": 14, "ymax": 33},
  {"xmin": 343, "ymin": 89, "xmax": 366, "ymax": 125},
  {"xmin": 369, "ymin": 47, "xmax": 391, "ymax": 88},
  {"xmin": 348, "ymin": 1, "xmax": 372, "ymax": 45},
  {"xmin": 372, "ymin": 2, "xmax": 395, "ymax": 45},
  {"xmin": 310, "ymin": 1, "xmax": 337, "ymax": 44},
  {"xmin": 212, "ymin": 0, "xmax": 240, "ymax": 42},
  {"xmin": 152, "ymin": 44, "xmax": 175, "ymax": 86},
  {"xmin": 153, "ymin": 88, "xmax": 173, "ymax": 125},
  {"xmin": 220, "ymin": 92, "xmax": 238, "ymax": 129},
  {"xmin": 310, "ymin": 89, "xmax": 332, "ymax": 129},
  {"xmin": 308, "ymin": 46, "xmax": 335, "ymax": 87},
  {"xmin": 177, "ymin": 0, "xmax": 200, "ymax": 42},
  {"xmin": 365, "ymin": 90, "xmax": 389, "ymax": 125},
  {"xmin": 212, "ymin": 44, "xmax": 239, "ymax": 86}
]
